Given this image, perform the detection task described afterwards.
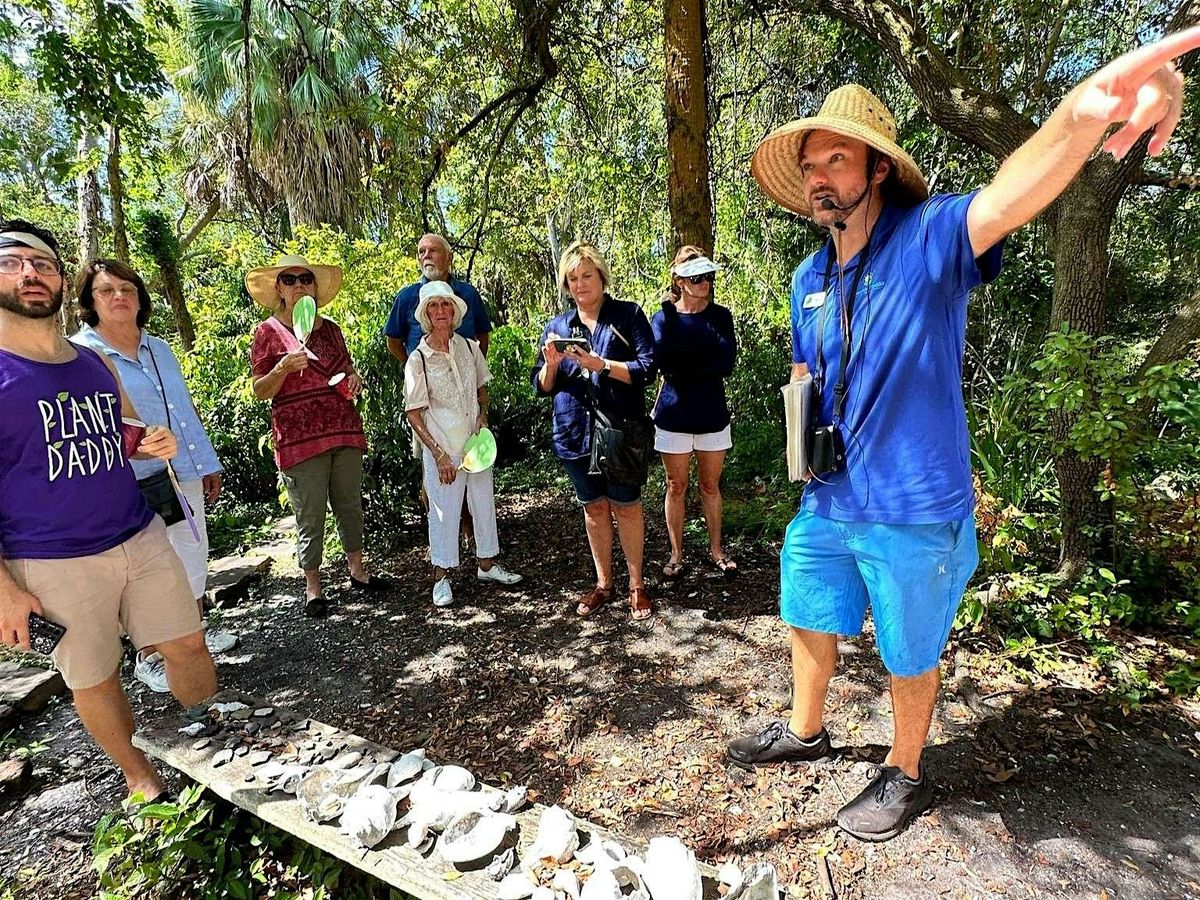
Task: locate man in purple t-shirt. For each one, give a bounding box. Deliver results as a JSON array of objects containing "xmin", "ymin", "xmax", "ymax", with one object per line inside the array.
[{"xmin": 0, "ymin": 219, "xmax": 217, "ymax": 803}]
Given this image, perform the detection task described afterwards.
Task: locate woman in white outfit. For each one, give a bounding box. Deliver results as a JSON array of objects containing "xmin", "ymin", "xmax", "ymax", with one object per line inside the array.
[{"xmin": 404, "ymin": 281, "xmax": 522, "ymax": 607}]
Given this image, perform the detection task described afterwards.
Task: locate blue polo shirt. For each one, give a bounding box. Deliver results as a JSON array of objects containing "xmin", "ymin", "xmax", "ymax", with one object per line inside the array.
[
  {"xmin": 532, "ymin": 296, "xmax": 657, "ymax": 460},
  {"xmin": 789, "ymin": 191, "xmax": 1003, "ymax": 525},
  {"xmin": 384, "ymin": 276, "xmax": 493, "ymax": 354}
]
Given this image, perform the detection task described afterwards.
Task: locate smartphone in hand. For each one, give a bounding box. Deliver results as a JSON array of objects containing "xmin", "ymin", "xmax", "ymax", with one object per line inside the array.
[
  {"xmin": 551, "ymin": 337, "xmax": 590, "ymax": 353},
  {"xmin": 28, "ymin": 612, "xmax": 66, "ymax": 655}
]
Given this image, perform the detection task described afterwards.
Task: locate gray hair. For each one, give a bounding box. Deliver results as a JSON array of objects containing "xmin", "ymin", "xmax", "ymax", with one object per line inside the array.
[{"xmin": 418, "ymin": 233, "xmax": 453, "ymax": 257}]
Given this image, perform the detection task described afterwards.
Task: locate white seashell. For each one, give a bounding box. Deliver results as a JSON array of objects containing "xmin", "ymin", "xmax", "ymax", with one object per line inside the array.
[
  {"xmin": 527, "ymin": 805, "xmax": 579, "ymax": 864},
  {"xmin": 580, "ymin": 868, "xmax": 622, "ymax": 900},
  {"xmin": 717, "ymin": 862, "xmax": 743, "ymax": 898},
  {"xmin": 328, "ymin": 751, "xmax": 363, "ymax": 771},
  {"xmin": 209, "ymin": 701, "xmax": 248, "ymax": 714},
  {"xmin": 269, "ymin": 767, "xmax": 306, "ymax": 795},
  {"xmin": 440, "ymin": 811, "xmax": 516, "ymax": 863},
  {"xmin": 738, "ymin": 864, "xmax": 777, "ymax": 900},
  {"xmin": 641, "ymin": 837, "xmax": 702, "ymax": 900},
  {"xmin": 576, "ymin": 839, "xmax": 626, "ymax": 870},
  {"xmin": 178, "ymin": 721, "xmax": 207, "ymax": 736},
  {"xmin": 552, "ymin": 869, "xmax": 581, "ymax": 900},
  {"xmin": 407, "ymin": 787, "xmax": 496, "ymax": 832},
  {"xmin": 486, "ymin": 847, "xmax": 516, "ymax": 881},
  {"xmin": 498, "ymin": 871, "xmax": 537, "ymax": 900},
  {"xmin": 532, "ymin": 888, "xmax": 555, "ymax": 900},
  {"xmin": 610, "ymin": 865, "xmax": 644, "ymax": 893},
  {"xmin": 297, "ymin": 767, "xmax": 335, "ymax": 820},
  {"xmin": 420, "ymin": 764, "xmax": 476, "ymax": 792},
  {"xmin": 387, "ymin": 752, "xmax": 427, "ymax": 787},
  {"xmin": 407, "ymin": 821, "xmax": 431, "ymax": 849},
  {"xmin": 340, "ymin": 784, "xmax": 398, "ymax": 849},
  {"xmin": 499, "ymin": 784, "xmax": 528, "ymax": 813},
  {"xmin": 314, "ymin": 792, "xmax": 344, "ymax": 822}
]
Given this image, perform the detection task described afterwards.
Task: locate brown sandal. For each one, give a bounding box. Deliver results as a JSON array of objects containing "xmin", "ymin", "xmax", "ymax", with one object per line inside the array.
[
  {"xmin": 576, "ymin": 585, "xmax": 612, "ymax": 616},
  {"xmin": 629, "ymin": 587, "xmax": 653, "ymax": 621}
]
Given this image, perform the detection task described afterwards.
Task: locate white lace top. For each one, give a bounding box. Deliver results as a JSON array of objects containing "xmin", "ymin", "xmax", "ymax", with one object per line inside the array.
[{"xmin": 404, "ymin": 334, "xmax": 491, "ymax": 456}]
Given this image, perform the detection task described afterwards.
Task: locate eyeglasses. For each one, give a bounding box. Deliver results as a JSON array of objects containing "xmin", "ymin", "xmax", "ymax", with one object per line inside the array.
[
  {"xmin": 94, "ymin": 286, "xmax": 139, "ymax": 300},
  {"xmin": 686, "ymin": 272, "xmax": 715, "ymax": 285},
  {"xmin": 278, "ymin": 272, "xmax": 315, "ymax": 286},
  {"xmin": 0, "ymin": 255, "xmax": 61, "ymax": 276}
]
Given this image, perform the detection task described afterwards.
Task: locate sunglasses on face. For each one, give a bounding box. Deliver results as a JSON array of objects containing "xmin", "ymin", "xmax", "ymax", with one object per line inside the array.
[
  {"xmin": 0, "ymin": 255, "xmax": 61, "ymax": 276},
  {"xmin": 278, "ymin": 272, "xmax": 315, "ymax": 287},
  {"xmin": 686, "ymin": 272, "xmax": 715, "ymax": 285}
]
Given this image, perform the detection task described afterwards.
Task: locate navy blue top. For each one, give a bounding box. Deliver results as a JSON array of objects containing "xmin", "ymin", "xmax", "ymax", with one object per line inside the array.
[
  {"xmin": 532, "ymin": 296, "xmax": 657, "ymax": 460},
  {"xmin": 384, "ymin": 276, "xmax": 493, "ymax": 354},
  {"xmin": 650, "ymin": 301, "xmax": 736, "ymax": 434},
  {"xmin": 790, "ymin": 191, "xmax": 1003, "ymax": 524}
]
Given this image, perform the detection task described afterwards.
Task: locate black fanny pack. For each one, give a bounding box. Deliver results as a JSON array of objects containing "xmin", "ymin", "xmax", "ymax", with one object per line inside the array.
[
  {"xmin": 588, "ymin": 407, "xmax": 653, "ymax": 487},
  {"xmin": 137, "ymin": 469, "xmax": 188, "ymax": 526}
]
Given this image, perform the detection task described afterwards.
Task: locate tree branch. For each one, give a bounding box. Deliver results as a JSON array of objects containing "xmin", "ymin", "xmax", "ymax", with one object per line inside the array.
[{"xmin": 179, "ymin": 198, "xmax": 222, "ymax": 252}]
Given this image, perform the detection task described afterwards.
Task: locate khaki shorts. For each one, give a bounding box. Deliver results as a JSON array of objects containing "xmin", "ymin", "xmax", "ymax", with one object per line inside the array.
[{"xmin": 5, "ymin": 517, "xmax": 202, "ymax": 690}]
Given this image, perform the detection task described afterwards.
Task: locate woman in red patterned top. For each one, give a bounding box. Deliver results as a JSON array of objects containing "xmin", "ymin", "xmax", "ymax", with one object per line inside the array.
[{"xmin": 247, "ymin": 255, "xmax": 390, "ymax": 617}]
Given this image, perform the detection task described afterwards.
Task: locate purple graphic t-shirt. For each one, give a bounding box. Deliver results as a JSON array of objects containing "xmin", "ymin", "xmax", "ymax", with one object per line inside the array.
[{"xmin": 0, "ymin": 345, "xmax": 152, "ymax": 559}]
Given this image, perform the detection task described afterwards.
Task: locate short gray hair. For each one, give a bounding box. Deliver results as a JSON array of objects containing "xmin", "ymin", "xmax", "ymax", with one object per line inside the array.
[{"xmin": 418, "ymin": 233, "xmax": 453, "ymax": 257}]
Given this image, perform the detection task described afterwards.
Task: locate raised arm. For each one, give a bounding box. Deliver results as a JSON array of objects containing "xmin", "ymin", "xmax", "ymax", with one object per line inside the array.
[{"xmin": 967, "ymin": 25, "xmax": 1200, "ymax": 256}]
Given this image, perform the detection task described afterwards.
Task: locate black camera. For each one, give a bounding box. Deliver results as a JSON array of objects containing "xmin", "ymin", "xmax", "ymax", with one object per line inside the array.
[{"xmin": 808, "ymin": 423, "xmax": 846, "ymax": 477}]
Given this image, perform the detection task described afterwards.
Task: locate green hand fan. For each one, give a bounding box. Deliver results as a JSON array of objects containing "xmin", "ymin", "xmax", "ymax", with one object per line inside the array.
[
  {"xmin": 460, "ymin": 427, "xmax": 497, "ymax": 473},
  {"xmin": 292, "ymin": 295, "xmax": 317, "ymax": 343}
]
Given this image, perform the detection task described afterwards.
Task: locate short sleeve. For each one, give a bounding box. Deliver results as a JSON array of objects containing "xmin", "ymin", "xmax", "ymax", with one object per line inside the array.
[
  {"xmin": 472, "ymin": 340, "xmax": 492, "ymax": 386},
  {"xmin": 466, "ymin": 285, "xmax": 492, "ymax": 334},
  {"xmin": 250, "ymin": 323, "xmax": 282, "ymax": 377},
  {"xmin": 384, "ymin": 292, "xmax": 411, "ymax": 341},
  {"xmin": 789, "ymin": 266, "xmax": 807, "ymax": 365},
  {"xmin": 404, "ymin": 351, "xmax": 429, "ymax": 411},
  {"xmin": 916, "ymin": 191, "xmax": 1004, "ymax": 293}
]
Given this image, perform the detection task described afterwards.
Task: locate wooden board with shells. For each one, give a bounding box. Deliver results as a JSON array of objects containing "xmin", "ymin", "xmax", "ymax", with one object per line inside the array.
[{"xmin": 134, "ymin": 690, "xmax": 776, "ymax": 900}]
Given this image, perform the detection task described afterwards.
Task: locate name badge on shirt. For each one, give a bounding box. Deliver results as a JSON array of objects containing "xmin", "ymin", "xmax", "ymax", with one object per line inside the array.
[{"xmin": 802, "ymin": 291, "xmax": 827, "ymax": 309}]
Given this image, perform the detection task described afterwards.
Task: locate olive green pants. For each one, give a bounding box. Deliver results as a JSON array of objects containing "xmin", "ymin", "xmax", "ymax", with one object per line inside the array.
[{"xmin": 280, "ymin": 447, "xmax": 365, "ymax": 571}]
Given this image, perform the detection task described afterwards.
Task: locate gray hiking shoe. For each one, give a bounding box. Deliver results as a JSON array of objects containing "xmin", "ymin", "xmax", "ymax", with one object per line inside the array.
[
  {"xmin": 726, "ymin": 721, "xmax": 832, "ymax": 767},
  {"xmin": 836, "ymin": 764, "xmax": 934, "ymax": 841}
]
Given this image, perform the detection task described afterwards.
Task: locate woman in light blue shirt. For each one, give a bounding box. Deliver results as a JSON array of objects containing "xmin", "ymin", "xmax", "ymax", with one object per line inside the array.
[{"xmin": 71, "ymin": 259, "xmax": 236, "ymax": 692}]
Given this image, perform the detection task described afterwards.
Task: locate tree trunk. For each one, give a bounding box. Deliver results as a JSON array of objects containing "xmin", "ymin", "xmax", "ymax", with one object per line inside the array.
[
  {"xmin": 160, "ymin": 260, "xmax": 196, "ymax": 352},
  {"xmin": 664, "ymin": 0, "xmax": 714, "ymax": 254},
  {"xmin": 108, "ymin": 126, "xmax": 129, "ymax": 262},
  {"xmin": 76, "ymin": 134, "xmax": 102, "ymax": 264},
  {"xmin": 1046, "ymin": 173, "xmax": 1118, "ymax": 576}
]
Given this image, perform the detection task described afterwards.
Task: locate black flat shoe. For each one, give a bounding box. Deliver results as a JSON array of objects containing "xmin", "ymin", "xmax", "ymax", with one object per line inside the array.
[
  {"xmin": 304, "ymin": 596, "xmax": 329, "ymax": 618},
  {"xmin": 349, "ymin": 574, "xmax": 392, "ymax": 592}
]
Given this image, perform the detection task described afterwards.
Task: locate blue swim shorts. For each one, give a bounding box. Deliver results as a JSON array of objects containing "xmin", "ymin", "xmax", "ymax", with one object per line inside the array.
[
  {"xmin": 561, "ymin": 456, "xmax": 642, "ymax": 506},
  {"xmin": 779, "ymin": 506, "xmax": 979, "ymax": 677}
]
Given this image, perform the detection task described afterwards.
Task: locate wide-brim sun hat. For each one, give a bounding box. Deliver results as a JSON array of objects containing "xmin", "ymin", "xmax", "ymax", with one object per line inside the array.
[
  {"xmin": 245, "ymin": 254, "xmax": 343, "ymax": 309},
  {"xmin": 416, "ymin": 280, "xmax": 467, "ymax": 333},
  {"xmin": 750, "ymin": 84, "xmax": 929, "ymax": 217},
  {"xmin": 672, "ymin": 256, "xmax": 723, "ymax": 278}
]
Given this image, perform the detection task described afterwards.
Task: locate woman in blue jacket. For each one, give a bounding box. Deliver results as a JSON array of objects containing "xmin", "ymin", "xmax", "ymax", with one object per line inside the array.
[
  {"xmin": 651, "ymin": 246, "xmax": 738, "ymax": 579},
  {"xmin": 533, "ymin": 242, "xmax": 658, "ymax": 620}
]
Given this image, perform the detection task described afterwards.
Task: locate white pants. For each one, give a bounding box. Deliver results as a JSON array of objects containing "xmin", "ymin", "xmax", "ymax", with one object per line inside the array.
[
  {"xmin": 166, "ymin": 478, "xmax": 210, "ymax": 600},
  {"xmin": 422, "ymin": 448, "xmax": 500, "ymax": 569}
]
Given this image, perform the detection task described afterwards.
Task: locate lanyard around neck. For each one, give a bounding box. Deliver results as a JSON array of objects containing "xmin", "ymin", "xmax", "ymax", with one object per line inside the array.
[{"xmin": 814, "ymin": 234, "xmax": 873, "ymax": 422}]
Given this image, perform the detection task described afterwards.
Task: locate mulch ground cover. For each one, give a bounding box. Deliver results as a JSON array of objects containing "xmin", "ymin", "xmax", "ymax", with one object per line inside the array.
[{"xmin": 2, "ymin": 483, "xmax": 1199, "ymax": 899}]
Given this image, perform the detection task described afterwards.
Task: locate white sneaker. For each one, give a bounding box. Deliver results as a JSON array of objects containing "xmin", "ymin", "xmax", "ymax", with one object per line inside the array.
[
  {"xmin": 203, "ymin": 623, "xmax": 239, "ymax": 655},
  {"xmin": 477, "ymin": 564, "xmax": 523, "ymax": 585},
  {"xmin": 432, "ymin": 577, "xmax": 454, "ymax": 607},
  {"xmin": 134, "ymin": 652, "xmax": 170, "ymax": 694}
]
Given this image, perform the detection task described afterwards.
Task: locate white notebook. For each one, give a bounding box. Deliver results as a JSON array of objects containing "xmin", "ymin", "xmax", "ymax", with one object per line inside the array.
[{"xmin": 781, "ymin": 374, "xmax": 813, "ymax": 482}]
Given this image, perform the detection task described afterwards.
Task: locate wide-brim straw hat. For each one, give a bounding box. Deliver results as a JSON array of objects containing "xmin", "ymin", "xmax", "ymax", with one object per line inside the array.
[
  {"xmin": 751, "ymin": 84, "xmax": 929, "ymax": 217},
  {"xmin": 416, "ymin": 280, "xmax": 467, "ymax": 333},
  {"xmin": 245, "ymin": 255, "xmax": 343, "ymax": 309}
]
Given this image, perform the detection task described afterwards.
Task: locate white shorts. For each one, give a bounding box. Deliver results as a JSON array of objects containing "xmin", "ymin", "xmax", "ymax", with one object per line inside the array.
[
  {"xmin": 654, "ymin": 424, "xmax": 733, "ymax": 455},
  {"xmin": 166, "ymin": 478, "xmax": 210, "ymax": 600}
]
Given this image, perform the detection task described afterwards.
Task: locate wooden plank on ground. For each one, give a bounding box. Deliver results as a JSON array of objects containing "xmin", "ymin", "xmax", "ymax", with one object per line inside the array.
[
  {"xmin": 134, "ymin": 690, "xmax": 721, "ymax": 900},
  {"xmin": 204, "ymin": 555, "xmax": 272, "ymax": 608},
  {"xmin": 0, "ymin": 661, "xmax": 65, "ymax": 712}
]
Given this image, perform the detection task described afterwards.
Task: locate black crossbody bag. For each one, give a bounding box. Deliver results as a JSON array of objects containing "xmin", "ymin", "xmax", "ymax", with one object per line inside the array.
[
  {"xmin": 135, "ymin": 344, "xmax": 190, "ymax": 526},
  {"xmin": 581, "ymin": 318, "xmax": 653, "ymax": 487}
]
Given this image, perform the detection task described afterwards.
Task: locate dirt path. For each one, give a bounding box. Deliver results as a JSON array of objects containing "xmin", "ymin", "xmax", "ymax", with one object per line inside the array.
[{"xmin": 2, "ymin": 486, "xmax": 1199, "ymax": 899}]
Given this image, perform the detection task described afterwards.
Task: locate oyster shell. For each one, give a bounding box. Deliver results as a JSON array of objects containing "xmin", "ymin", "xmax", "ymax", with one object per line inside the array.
[
  {"xmin": 553, "ymin": 869, "xmax": 581, "ymax": 900},
  {"xmin": 527, "ymin": 805, "xmax": 579, "ymax": 864},
  {"xmin": 486, "ymin": 847, "xmax": 517, "ymax": 881},
  {"xmin": 576, "ymin": 839, "xmax": 626, "ymax": 870},
  {"xmin": 439, "ymin": 811, "xmax": 516, "ymax": 864},
  {"xmin": 420, "ymin": 764, "xmax": 476, "ymax": 792},
  {"xmin": 386, "ymin": 751, "xmax": 427, "ymax": 787},
  {"xmin": 641, "ymin": 837, "xmax": 702, "ymax": 900},
  {"xmin": 498, "ymin": 871, "xmax": 537, "ymax": 900},
  {"xmin": 580, "ymin": 868, "xmax": 622, "ymax": 900},
  {"xmin": 340, "ymin": 784, "xmax": 399, "ymax": 849}
]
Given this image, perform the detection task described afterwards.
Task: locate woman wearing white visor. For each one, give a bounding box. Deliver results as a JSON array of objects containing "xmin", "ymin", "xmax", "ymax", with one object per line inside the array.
[{"xmin": 650, "ymin": 247, "xmax": 738, "ymax": 579}]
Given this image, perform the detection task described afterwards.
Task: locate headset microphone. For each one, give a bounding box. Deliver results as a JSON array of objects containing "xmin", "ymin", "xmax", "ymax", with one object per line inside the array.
[{"xmin": 820, "ymin": 198, "xmax": 847, "ymax": 231}]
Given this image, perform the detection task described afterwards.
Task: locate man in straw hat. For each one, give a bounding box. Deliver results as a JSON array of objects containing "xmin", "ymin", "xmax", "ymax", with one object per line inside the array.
[
  {"xmin": 0, "ymin": 218, "xmax": 217, "ymax": 803},
  {"xmin": 728, "ymin": 28, "xmax": 1200, "ymax": 841},
  {"xmin": 248, "ymin": 254, "xmax": 390, "ymax": 618}
]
